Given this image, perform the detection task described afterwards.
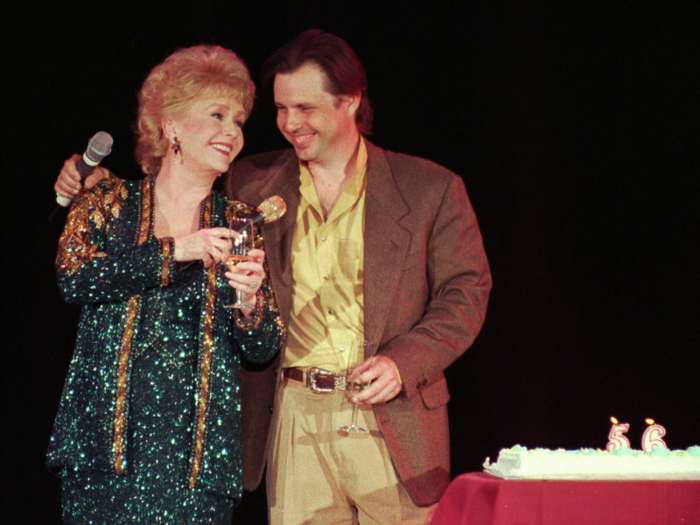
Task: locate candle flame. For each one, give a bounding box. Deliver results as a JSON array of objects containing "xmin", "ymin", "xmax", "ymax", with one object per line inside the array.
[
  {"xmin": 610, "ymin": 416, "xmax": 619, "ymax": 424},
  {"xmin": 645, "ymin": 418, "xmax": 655, "ymax": 425}
]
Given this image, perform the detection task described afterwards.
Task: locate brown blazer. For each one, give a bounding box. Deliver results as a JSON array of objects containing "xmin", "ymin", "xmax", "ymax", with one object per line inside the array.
[{"xmin": 224, "ymin": 140, "xmax": 491, "ymax": 506}]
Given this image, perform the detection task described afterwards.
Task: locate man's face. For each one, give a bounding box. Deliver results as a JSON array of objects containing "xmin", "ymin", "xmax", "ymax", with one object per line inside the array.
[{"xmin": 274, "ymin": 63, "xmax": 358, "ymax": 165}]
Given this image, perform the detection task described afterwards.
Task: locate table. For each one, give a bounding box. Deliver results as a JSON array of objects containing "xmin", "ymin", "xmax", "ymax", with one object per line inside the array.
[{"xmin": 430, "ymin": 472, "xmax": 700, "ymax": 525}]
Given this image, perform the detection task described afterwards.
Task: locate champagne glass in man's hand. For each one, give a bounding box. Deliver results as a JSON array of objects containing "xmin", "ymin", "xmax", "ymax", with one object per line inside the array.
[{"xmin": 339, "ymin": 340, "xmax": 376, "ymax": 434}]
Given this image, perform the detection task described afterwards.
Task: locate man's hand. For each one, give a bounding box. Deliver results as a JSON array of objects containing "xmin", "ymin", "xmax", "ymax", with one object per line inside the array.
[
  {"xmin": 348, "ymin": 356, "xmax": 402, "ymax": 405},
  {"xmin": 55, "ymin": 154, "xmax": 107, "ymax": 199}
]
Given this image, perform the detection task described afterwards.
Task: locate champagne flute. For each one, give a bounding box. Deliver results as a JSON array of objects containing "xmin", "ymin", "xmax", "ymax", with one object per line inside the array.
[
  {"xmin": 224, "ymin": 217, "xmax": 254, "ymax": 309},
  {"xmin": 339, "ymin": 340, "xmax": 375, "ymax": 434}
]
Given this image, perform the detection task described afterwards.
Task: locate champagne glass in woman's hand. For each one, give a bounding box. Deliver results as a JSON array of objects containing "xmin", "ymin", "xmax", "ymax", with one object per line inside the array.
[
  {"xmin": 339, "ymin": 340, "xmax": 376, "ymax": 434},
  {"xmin": 224, "ymin": 218, "xmax": 254, "ymax": 309}
]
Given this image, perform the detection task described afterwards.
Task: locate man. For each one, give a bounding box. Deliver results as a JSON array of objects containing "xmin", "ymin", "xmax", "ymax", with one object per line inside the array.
[{"xmin": 56, "ymin": 30, "xmax": 491, "ymax": 525}]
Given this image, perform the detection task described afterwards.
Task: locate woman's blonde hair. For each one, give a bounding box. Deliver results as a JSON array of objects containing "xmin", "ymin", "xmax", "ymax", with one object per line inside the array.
[{"xmin": 135, "ymin": 45, "xmax": 255, "ymax": 175}]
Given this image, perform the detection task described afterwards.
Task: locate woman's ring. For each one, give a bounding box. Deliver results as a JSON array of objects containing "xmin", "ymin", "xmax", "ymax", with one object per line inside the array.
[{"xmin": 250, "ymin": 281, "xmax": 259, "ymax": 289}]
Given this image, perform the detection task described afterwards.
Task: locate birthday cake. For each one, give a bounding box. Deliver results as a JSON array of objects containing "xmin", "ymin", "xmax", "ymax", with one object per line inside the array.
[{"xmin": 483, "ymin": 445, "xmax": 700, "ymax": 480}]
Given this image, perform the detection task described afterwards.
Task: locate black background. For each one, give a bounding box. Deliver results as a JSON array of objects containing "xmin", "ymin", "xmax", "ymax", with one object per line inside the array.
[{"xmin": 4, "ymin": 1, "xmax": 699, "ymax": 523}]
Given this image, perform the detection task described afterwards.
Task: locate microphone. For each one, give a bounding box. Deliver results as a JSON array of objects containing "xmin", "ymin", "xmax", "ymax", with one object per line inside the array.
[
  {"xmin": 180, "ymin": 196, "xmax": 287, "ymax": 270},
  {"xmin": 56, "ymin": 131, "xmax": 113, "ymax": 207},
  {"xmin": 233, "ymin": 196, "xmax": 287, "ymax": 232}
]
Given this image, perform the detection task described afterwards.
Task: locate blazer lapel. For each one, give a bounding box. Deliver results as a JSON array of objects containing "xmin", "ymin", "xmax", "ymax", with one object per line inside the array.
[{"xmin": 363, "ymin": 142, "xmax": 411, "ymax": 349}]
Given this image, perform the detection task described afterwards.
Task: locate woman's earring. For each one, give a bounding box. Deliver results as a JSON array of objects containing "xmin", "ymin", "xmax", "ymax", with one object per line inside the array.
[{"xmin": 171, "ymin": 136, "xmax": 182, "ymax": 164}]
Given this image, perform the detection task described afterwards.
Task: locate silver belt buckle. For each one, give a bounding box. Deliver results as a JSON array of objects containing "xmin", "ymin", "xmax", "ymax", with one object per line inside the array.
[{"xmin": 307, "ymin": 367, "xmax": 346, "ymax": 394}]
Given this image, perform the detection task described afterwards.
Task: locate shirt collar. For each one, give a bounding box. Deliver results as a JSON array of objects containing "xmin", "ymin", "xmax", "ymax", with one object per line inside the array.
[{"xmin": 298, "ymin": 137, "xmax": 368, "ymax": 219}]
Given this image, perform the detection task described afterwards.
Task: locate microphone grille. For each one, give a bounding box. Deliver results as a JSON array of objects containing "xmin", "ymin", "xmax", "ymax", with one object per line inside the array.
[
  {"xmin": 257, "ymin": 195, "xmax": 287, "ymax": 223},
  {"xmin": 86, "ymin": 131, "xmax": 114, "ymax": 163}
]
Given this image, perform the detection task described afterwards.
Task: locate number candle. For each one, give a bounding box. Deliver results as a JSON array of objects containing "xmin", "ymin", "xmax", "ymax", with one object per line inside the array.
[
  {"xmin": 641, "ymin": 418, "xmax": 667, "ymax": 453},
  {"xmin": 606, "ymin": 417, "xmax": 631, "ymax": 452}
]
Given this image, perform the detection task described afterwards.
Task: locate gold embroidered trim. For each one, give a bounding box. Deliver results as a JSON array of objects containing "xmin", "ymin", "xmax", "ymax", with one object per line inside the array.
[
  {"xmin": 189, "ymin": 193, "xmax": 215, "ymax": 488},
  {"xmin": 57, "ymin": 178, "xmax": 127, "ymax": 277},
  {"xmin": 161, "ymin": 237, "xmax": 172, "ymax": 286},
  {"xmin": 138, "ymin": 175, "xmax": 153, "ymax": 245},
  {"xmin": 113, "ymin": 178, "xmax": 152, "ymax": 475},
  {"xmin": 113, "ymin": 295, "xmax": 139, "ymax": 474}
]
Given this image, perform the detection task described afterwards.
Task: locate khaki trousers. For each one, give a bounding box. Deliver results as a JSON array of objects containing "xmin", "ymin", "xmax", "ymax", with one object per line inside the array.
[{"xmin": 267, "ymin": 376, "xmax": 436, "ymax": 525}]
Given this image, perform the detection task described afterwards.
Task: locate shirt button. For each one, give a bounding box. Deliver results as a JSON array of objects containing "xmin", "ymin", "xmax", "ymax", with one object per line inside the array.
[
  {"xmin": 321, "ymin": 236, "xmax": 327, "ymax": 242},
  {"xmin": 324, "ymin": 274, "xmax": 330, "ymax": 280},
  {"xmin": 328, "ymin": 309, "xmax": 335, "ymax": 316}
]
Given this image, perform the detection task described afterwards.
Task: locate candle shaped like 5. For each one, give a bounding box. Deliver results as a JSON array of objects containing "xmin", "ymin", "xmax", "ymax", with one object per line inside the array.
[
  {"xmin": 606, "ymin": 417, "xmax": 631, "ymax": 451},
  {"xmin": 641, "ymin": 418, "xmax": 667, "ymax": 452}
]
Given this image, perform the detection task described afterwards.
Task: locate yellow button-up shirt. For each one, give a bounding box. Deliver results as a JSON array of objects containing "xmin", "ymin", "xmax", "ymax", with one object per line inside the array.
[{"xmin": 283, "ymin": 139, "xmax": 368, "ymax": 372}]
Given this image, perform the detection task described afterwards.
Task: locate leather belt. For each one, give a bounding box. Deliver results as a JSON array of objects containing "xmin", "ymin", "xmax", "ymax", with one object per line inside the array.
[{"xmin": 283, "ymin": 367, "xmax": 346, "ymax": 394}]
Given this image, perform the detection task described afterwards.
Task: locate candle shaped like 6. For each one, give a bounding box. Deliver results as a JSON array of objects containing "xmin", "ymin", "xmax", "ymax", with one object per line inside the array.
[
  {"xmin": 606, "ymin": 417, "xmax": 631, "ymax": 451},
  {"xmin": 641, "ymin": 418, "xmax": 667, "ymax": 452}
]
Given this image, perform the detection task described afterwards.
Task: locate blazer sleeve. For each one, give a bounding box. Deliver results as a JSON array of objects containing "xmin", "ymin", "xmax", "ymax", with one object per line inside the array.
[{"xmin": 380, "ymin": 175, "xmax": 491, "ymax": 399}]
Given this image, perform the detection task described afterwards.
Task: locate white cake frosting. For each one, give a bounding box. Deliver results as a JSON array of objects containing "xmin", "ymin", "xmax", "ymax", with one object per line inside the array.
[{"xmin": 483, "ymin": 445, "xmax": 700, "ymax": 480}]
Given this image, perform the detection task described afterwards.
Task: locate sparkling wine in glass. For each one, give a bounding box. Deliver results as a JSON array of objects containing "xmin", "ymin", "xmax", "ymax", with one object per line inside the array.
[
  {"xmin": 224, "ymin": 217, "xmax": 254, "ymax": 309},
  {"xmin": 338, "ymin": 340, "xmax": 375, "ymax": 434}
]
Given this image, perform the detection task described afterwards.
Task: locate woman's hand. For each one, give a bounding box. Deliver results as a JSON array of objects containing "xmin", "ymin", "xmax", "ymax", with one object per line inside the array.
[
  {"xmin": 225, "ymin": 248, "xmax": 266, "ymax": 319},
  {"xmin": 173, "ymin": 228, "xmax": 235, "ymax": 268},
  {"xmin": 54, "ymin": 154, "xmax": 106, "ymax": 199}
]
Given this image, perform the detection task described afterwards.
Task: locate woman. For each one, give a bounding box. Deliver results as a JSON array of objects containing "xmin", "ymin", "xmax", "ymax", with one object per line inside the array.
[{"xmin": 48, "ymin": 45, "xmax": 284, "ymax": 524}]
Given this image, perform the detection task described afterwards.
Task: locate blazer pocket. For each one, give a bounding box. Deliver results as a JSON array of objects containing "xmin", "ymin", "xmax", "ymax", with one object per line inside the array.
[{"xmin": 419, "ymin": 375, "xmax": 450, "ymax": 410}]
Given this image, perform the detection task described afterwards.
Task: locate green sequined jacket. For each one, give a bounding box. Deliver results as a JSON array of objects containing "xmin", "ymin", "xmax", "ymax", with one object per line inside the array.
[{"xmin": 47, "ymin": 173, "xmax": 285, "ymax": 499}]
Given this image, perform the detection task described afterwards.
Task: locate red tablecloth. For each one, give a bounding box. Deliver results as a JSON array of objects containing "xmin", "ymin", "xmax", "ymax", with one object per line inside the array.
[{"xmin": 430, "ymin": 472, "xmax": 700, "ymax": 525}]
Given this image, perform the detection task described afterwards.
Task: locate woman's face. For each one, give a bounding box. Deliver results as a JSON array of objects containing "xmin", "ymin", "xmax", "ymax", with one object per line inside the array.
[{"xmin": 170, "ymin": 92, "xmax": 246, "ymax": 175}]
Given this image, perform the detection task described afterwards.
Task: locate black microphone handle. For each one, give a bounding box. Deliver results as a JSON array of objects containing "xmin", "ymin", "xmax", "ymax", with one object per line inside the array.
[
  {"xmin": 50, "ymin": 155, "xmax": 100, "ymax": 221},
  {"xmin": 232, "ymin": 213, "xmax": 265, "ymax": 232},
  {"xmin": 76, "ymin": 156, "xmax": 99, "ymax": 181}
]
